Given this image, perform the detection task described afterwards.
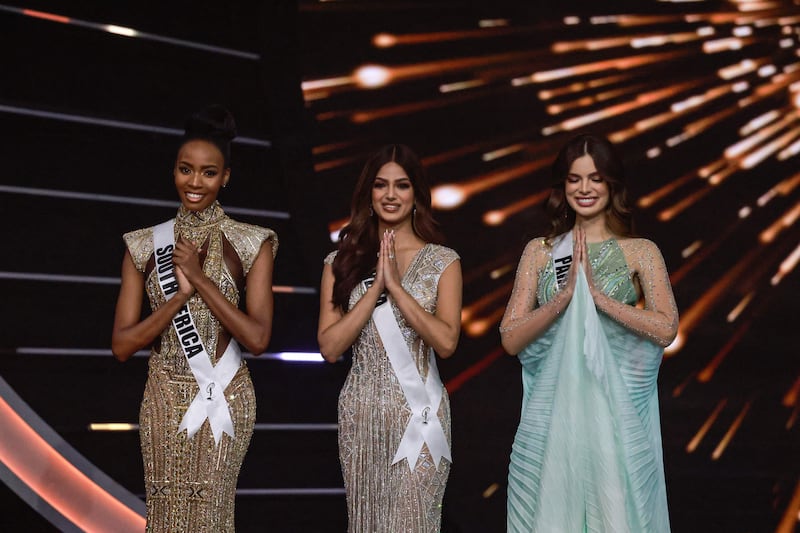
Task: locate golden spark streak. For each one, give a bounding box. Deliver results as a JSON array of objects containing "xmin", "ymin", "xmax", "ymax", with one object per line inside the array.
[
  {"xmin": 759, "ymin": 201, "xmax": 800, "ymax": 243},
  {"xmin": 373, "ymin": 25, "xmax": 539, "ymax": 48},
  {"xmin": 464, "ymin": 307, "xmax": 506, "ymax": 337},
  {"xmin": 546, "ymin": 81, "xmax": 699, "ymax": 135},
  {"xmin": 686, "ymin": 398, "xmax": 727, "ymax": 453},
  {"xmin": 727, "ymin": 111, "xmax": 798, "ymax": 157},
  {"xmin": 711, "ymin": 399, "xmax": 752, "ymax": 460},
  {"xmin": 672, "ymin": 371, "xmax": 697, "ymax": 398},
  {"xmin": 775, "ymin": 478, "xmax": 800, "ymax": 533},
  {"xmin": 461, "ymin": 282, "xmax": 513, "ymax": 321},
  {"xmin": 531, "ymin": 50, "xmax": 692, "ymax": 83},
  {"xmin": 698, "ymin": 320, "xmax": 752, "ymax": 382},
  {"xmin": 771, "ymin": 243, "xmax": 800, "ymax": 285},
  {"xmin": 538, "ymin": 74, "xmax": 634, "ymax": 100},
  {"xmin": 783, "ymin": 375, "xmax": 800, "ymax": 407},
  {"xmin": 483, "ymin": 190, "xmax": 551, "ymax": 226},
  {"xmin": 677, "ymin": 247, "xmax": 763, "ymax": 337},
  {"xmin": 726, "ymin": 292, "xmax": 755, "ymax": 323},
  {"xmin": 432, "ymin": 159, "xmax": 550, "ymax": 209}
]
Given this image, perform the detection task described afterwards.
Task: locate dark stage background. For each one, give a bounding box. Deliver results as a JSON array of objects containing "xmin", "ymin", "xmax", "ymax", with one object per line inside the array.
[{"xmin": 1, "ymin": 1, "xmax": 798, "ymax": 532}]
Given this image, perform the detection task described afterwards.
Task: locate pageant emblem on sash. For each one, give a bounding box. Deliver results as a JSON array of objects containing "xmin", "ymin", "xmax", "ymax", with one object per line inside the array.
[
  {"xmin": 373, "ymin": 301, "xmax": 451, "ymax": 471},
  {"xmin": 153, "ymin": 219, "xmax": 242, "ymax": 444}
]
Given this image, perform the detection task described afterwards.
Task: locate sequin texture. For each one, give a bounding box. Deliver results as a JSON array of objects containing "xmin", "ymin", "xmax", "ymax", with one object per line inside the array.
[
  {"xmin": 123, "ymin": 202, "xmax": 277, "ymax": 532},
  {"xmin": 326, "ymin": 244, "xmax": 459, "ymax": 533},
  {"xmin": 501, "ymin": 237, "xmax": 678, "ymax": 347}
]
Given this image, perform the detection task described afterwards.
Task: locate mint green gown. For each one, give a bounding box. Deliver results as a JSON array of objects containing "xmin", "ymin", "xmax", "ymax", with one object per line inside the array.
[{"xmin": 507, "ymin": 239, "xmax": 671, "ymax": 533}]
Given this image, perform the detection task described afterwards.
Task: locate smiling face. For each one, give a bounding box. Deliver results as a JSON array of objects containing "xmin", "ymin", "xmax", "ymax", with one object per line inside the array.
[
  {"xmin": 173, "ymin": 139, "xmax": 230, "ymax": 212},
  {"xmin": 564, "ymin": 154, "xmax": 610, "ymax": 222},
  {"xmin": 371, "ymin": 161, "xmax": 415, "ymax": 227}
]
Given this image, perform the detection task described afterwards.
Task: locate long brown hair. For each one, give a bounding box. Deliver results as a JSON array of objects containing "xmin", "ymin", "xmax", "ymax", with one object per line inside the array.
[
  {"xmin": 545, "ymin": 133, "xmax": 635, "ymax": 241},
  {"xmin": 331, "ymin": 144, "xmax": 444, "ymax": 310}
]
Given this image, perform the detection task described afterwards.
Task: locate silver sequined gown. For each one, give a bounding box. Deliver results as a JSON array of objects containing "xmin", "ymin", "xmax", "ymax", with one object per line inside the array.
[
  {"xmin": 326, "ymin": 244, "xmax": 460, "ymax": 533},
  {"xmin": 123, "ymin": 202, "xmax": 277, "ymax": 532}
]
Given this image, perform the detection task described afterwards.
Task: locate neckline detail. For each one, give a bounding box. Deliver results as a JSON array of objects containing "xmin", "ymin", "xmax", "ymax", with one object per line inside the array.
[
  {"xmin": 175, "ymin": 201, "xmax": 226, "ymax": 228},
  {"xmin": 586, "ymin": 237, "xmax": 615, "ymax": 246},
  {"xmin": 400, "ymin": 243, "xmax": 430, "ymax": 282}
]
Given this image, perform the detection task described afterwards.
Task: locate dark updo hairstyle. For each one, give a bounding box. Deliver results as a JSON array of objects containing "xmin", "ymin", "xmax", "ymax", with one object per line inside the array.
[
  {"xmin": 331, "ymin": 144, "xmax": 444, "ymax": 310},
  {"xmin": 544, "ymin": 133, "xmax": 635, "ymax": 241},
  {"xmin": 180, "ymin": 104, "xmax": 237, "ymax": 168}
]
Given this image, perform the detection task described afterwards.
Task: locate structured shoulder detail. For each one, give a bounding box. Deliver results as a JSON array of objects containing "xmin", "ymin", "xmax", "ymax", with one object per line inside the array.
[
  {"xmin": 428, "ymin": 244, "xmax": 460, "ymax": 270},
  {"xmin": 324, "ymin": 250, "xmax": 338, "ymax": 265},
  {"xmin": 123, "ymin": 226, "xmax": 154, "ymax": 273},
  {"xmin": 221, "ymin": 219, "xmax": 278, "ymax": 275}
]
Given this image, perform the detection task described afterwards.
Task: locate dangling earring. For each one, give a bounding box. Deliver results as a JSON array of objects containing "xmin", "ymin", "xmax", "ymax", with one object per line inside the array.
[{"xmin": 369, "ymin": 205, "xmax": 374, "ymax": 216}]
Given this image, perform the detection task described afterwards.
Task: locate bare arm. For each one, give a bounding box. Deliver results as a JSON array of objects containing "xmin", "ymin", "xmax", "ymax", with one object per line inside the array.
[
  {"xmin": 111, "ymin": 250, "xmax": 190, "ymax": 361},
  {"xmin": 499, "ymin": 236, "xmax": 583, "ymax": 355},
  {"xmin": 588, "ymin": 239, "xmax": 679, "ymax": 347},
  {"xmin": 175, "ymin": 237, "xmax": 275, "ymax": 355},
  {"xmin": 317, "ymin": 260, "xmax": 386, "ymax": 362}
]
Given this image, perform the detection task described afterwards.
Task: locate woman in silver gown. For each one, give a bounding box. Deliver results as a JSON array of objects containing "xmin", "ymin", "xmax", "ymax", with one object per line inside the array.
[{"xmin": 318, "ymin": 144, "xmax": 462, "ymax": 532}]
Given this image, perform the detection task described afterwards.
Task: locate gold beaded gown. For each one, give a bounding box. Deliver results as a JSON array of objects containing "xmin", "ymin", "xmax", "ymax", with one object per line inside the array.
[
  {"xmin": 123, "ymin": 202, "xmax": 277, "ymax": 532},
  {"xmin": 326, "ymin": 243, "xmax": 460, "ymax": 533}
]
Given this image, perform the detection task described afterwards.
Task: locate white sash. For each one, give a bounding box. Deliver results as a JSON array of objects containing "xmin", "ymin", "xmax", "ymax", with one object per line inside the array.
[
  {"xmin": 153, "ymin": 219, "xmax": 242, "ymax": 444},
  {"xmin": 551, "ymin": 230, "xmax": 574, "ymax": 290},
  {"xmin": 552, "ymin": 230, "xmax": 608, "ymax": 382},
  {"xmin": 373, "ymin": 301, "xmax": 451, "ymax": 471}
]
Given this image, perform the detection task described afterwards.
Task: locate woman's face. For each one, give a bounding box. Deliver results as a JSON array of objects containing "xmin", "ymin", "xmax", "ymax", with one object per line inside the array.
[
  {"xmin": 371, "ymin": 161, "xmax": 415, "ymax": 227},
  {"xmin": 174, "ymin": 140, "xmax": 229, "ymax": 212},
  {"xmin": 564, "ymin": 154, "xmax": 610, "ymax": 222}
]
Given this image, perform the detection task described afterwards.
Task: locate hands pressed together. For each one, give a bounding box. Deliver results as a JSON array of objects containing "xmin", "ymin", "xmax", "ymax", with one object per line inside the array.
[
  {"xmin": 371, "ymin": 229, "xmax": 404, "ymax": 298},
  {"xmin": 558, "ymin": 226, "xmax": 599, "ymax": 307},
  {"xmin": 172, "ymin": 237, "xmax": 204, "ymax": 298}
]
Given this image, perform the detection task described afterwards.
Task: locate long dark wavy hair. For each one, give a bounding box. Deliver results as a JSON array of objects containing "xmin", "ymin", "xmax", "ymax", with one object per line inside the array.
[
  {"xmin": 331, "ymin": 144, "xmax": 444, "ymax": 310},
  {"xmin": 545, "ymin": 133, "xmax": 635, "ymax": 242}
]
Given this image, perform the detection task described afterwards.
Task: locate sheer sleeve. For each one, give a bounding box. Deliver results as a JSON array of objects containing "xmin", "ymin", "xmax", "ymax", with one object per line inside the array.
[
  {"xmin": 500, "ymin": 238, "xmax": 571, "ymax": 355},
  {"xmin": 595, "ymin": 239, "xmax": 679, "ymax": 347}
]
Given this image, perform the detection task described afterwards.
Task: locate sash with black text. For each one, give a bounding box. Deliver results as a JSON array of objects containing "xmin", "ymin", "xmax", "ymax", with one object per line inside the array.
[{"xmin": 153, "ymin": 219, "xmax": 242, "ymax": 445}]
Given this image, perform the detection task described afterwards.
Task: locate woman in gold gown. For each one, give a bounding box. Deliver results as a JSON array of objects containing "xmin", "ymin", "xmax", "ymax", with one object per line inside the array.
[
  {"xmin": 112, "ymin": 105, "xmax": 277, "ymax": 532},
  {"xmin": 318, "ymin": 144, "xmax": 462, "ymax": 532}
]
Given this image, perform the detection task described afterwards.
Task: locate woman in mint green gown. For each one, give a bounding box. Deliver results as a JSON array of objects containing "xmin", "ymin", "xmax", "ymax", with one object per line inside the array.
[{"xmin": 500, "ymin": 134, "xmax": 679, "ymax": 533}]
